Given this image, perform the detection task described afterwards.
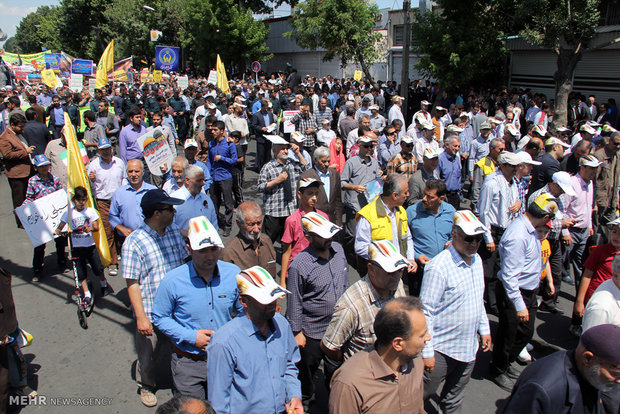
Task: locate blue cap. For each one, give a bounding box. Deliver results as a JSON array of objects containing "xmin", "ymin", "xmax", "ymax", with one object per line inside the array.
[
  {"xmin": 33, "ymin": 154, "xmax": 51, "ymax": 167},
  {"xmin": 98, "ymin": 137, "xmax": 112, "ymax": 149}
]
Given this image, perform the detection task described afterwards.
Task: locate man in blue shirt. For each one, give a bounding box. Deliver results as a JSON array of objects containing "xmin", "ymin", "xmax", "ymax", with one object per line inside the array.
[
  {"xmin": 118, "ymin": 106, "xmax": 151, "ymax": 184},
  {"xmin": 208, "ymin": 266, "xmax": 303, "ymax": 414},
  {"xmin": 208, "ymin": 120, "xmax": 237, "ymax": 237},
  {"xmin": 490, "ymin": 192, "xmax": 558, "ymax": 392},
  {"xmin": 438, "ymin": 134, "xmax": 462, "ymax": 209},
  {"xmin": 171, "ymin": 164, "xmax": 218, "ymax": 237},
  {"xmin": 152, "ymin": 216, "xmax": 243, "ymax": 399},
  {"xmin": 109, "ymin": 159, "xmax": 157, "ymax": 240},
  {"xmin": 45, "ymin": 95, "xmax": 65, "ymax": 139}
]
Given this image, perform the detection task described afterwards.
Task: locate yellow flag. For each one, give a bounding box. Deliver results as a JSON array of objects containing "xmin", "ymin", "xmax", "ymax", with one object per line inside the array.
[
  {"xmin": 64, "ymin": 113, "xmax": 112, "ymax": 267},
  {"xmin": 41, "ymin": 69, "xmax": 58, "ymax": 88},
  {"xmin": 95, "ymin": 39, "xmax": 114, "ymax": 89},
  {"xmin": 216, "ymin": 54, "xmax": 230, "ymax": 95}
]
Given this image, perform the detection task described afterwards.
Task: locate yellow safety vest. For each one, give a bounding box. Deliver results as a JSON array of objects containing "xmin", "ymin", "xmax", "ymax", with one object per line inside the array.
[
  {"xmin": 475, "ymin": 156, "xmax": 497, "ymax": 178},
  {"xmin": 356, "ymin": 196, "xmax": 409, "ymax": 256}
]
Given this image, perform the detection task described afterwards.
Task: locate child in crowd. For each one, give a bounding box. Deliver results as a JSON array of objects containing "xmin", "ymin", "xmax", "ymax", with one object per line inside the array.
[
  {"xmin": 317, "ymin": 118, "xmax": 336, "ymax": 147},
  {"xmin": 279, "ymin": 178, "xmax": 329, "ymax": 288},
  {"xmin": 229, "ymin": 130, "xmax": 245, "ymax": 208},
  {"xmin": 54, "ymin": 186, "xmax": 110, "ymax": 306},
  {"xmin": 23, "ymin": 154, "xmax": 66, "ymax": 282},
  {"xmin": 570, "ymin": 218, "xmax": 620, "ymax": 336}
]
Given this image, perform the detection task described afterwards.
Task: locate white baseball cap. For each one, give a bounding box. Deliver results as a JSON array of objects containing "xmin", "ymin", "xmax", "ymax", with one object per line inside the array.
[
  {"xmin": 498, "ymin": 151, "xmax": 523, "ymax": 166},
  {"xmin": 446, "ymin": 124, "xmax": 464, "ymax": 133},
  {"xmin": 545, "ymin": 137, "xmax": 570, "ymax": 148},
  {"xmin": 453, "ymin": 210, "xmax": 488, "ymax": 236},
  {"xmin": 188, "ymin": 216, "xmax": 223, "ymax": 250},
  {"xmin": 236, "ymin": 266, "xmax": 290, "ymax": 304},
  {"xmin": 357, "ymin": 135, "xmax": 376, "ymax": 144},
  {"xmin": 423, "ymin": 147, "xmax": 441, "ymax": 159},
  {"xmin": 420, "ymin": 100, "xmax": 431, "ymax": 106},
  {"xmin": 400, "ymin": 136, "xmax": 415, "ymax": 144},
  {"xmin": 579, "ymin": 154, "xmax": 603, "ymax": 168},
  {"xmin": 421, "ymin": 121, "xmax": 435, "ymax": 130},
  {"xmin": 184, "ymin": 139, "xmax": 198, "ymax": 149},
  {"xmin": 551, "ymin": 171, "xmax": 576, "ymax": 196},
  {"xmin": 533, "ymin": 125, "xmax": 548, "ymax": 136},
  {"xmin": 301, "ymin": 212, "xmax": 341, "ymax": 239},
  {"xmin": 607, "ymin": 217, "xmax": 620, "ymax": 228},
  {"xmin": 368, "ymin": 240, "xmax": 410, "ymax": 272},
  {"xmin": 516, "ymin": 151, "xmax": 541, "ymax": 165},
  {"xmin": 580, "ymin": 124, "xmax": 597, "ymax": 135},
  {"xmin": 505, "ymin": 124, "xmax": 519, "ymax": 136},
  {"xmin": 290, "ymin": 131, "xmax": 306, "ymax": 143},
  {"xmin": 298, "ymin": 177, "xmax": 323, "ymax": 189},
  {"xmin": 265, "ymin": 134, "xmax": 289, "ymax": 145}
]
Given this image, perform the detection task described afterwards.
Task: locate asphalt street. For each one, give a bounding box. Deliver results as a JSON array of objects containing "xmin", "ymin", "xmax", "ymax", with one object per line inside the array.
[{"xmin": 1, "ymin": 141, "xmax": 581, "ymax": 413}]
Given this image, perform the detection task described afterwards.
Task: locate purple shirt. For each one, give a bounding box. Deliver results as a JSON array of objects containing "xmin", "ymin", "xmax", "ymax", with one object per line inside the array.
[
  {"xmin": 119, "ymin": 123, "xmax": 146, "ymax": 163},
  {"xmin": 563, "ymin": 173, "xmax": 593, "ymax": 234}
]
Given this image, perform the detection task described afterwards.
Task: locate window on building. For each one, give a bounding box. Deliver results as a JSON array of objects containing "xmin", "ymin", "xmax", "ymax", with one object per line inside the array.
[{"xmin": 392, "ymin": 24, "xmax": 417, "ymax": 47}]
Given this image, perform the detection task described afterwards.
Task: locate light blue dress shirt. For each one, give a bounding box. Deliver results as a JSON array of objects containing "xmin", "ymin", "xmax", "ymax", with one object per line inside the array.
[
  {"xmin": 407, "ymin": 201, "xmax": 455, "ymax": 260},
  {"xmin": 171, "ymin": 186, "xmax": 219, "ymax": 232},
  {"xmin": 421, "ymin": 245, "xmax": 490, "ymax": 362},
  {"xmin": 108, "ymin": 182, "xmax": 157, "ymax": 231},
  {"xmin": 498, "ymin": 214, "xmax": 542, "ymax": 312},
  {"xmin": 207, "ymin": 313, "xmax": 302, "ymax": 414},
  {"xmin": 314, "ymin": 166, "xmax": 331, "ymax": 200},
  {"xmin": 152, "ymin": 260, "xmax": 244, "ymax": 354}
]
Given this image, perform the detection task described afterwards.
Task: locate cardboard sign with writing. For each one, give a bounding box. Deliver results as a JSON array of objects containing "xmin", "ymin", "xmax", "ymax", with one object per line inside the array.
[
  {"xmin": 207, "ymin": 70, "xmax": 217, "ymax": 86},
  {"xmin": 15, "ymin": 189, "xmax": 69, "ymax": 247},
  {"xmin": 138, "ymin": 127, "xmax": 173, "ymax": 176},
  {"xmin": 177, "ymin": 75, "xmax": 188, "ymax": 89},
  {"xmin": 69, "ymin": 74, "xmax": 83, "ymax": 91},
  {"xmin": 153, "ymin": 70, "xmax": 163, "ymax": 82}
]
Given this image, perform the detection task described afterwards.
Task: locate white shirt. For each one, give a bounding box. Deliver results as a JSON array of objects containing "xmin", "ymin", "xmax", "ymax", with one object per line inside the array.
[
  {"xmin": 478, "ymin": 171, "xmax": 518, "ymax": 244},
  {"xmin": 87, "ymin": 156, "xmax": 126, "ymax": 200},
  {"xmin": 582, "ymin": 279, "xmax": 620, "ymax": 331},
  {"xmin": 61, "ymin": 206, "xmax": 99, "ymax": 248},
  {"xmin": 388, "ymin": 104, "xmax": 405, "ymax": 126},
  {"xmin": 317, "ymin": 128, "xmax": 336, "ymax": 147}
]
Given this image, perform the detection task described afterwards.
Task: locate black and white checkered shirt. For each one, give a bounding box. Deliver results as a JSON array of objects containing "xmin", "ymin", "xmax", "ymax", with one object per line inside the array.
[
  {"xmin": 257, "ymin": 158, "xmax": 309, "ymax": 217},
  {"xmin": 291, "ymin": 112, "xmax": 319, "ymax": 148}
]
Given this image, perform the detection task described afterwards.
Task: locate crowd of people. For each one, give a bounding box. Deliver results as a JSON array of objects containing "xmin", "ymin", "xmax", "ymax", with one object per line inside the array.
[{"xmin": 0, "ymin": 70, "xmax": 619, "ymax": 414}]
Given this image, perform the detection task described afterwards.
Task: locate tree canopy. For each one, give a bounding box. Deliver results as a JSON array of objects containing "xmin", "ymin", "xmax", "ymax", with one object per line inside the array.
[{"xmin": 285, "ymin": 0, "xmax": 381, "ymax": 83}]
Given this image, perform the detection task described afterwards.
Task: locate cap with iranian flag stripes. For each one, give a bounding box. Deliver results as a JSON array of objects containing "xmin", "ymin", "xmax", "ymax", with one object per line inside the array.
[
  {"xmin": 368, "ymin": 240, "xmax": 410, "ymax": 273},
  {"xmin": 188, "ymin": 216, "xmax": 223, "ymax": 250},
  {"xmin": 453, "ymin": 210, "xmax": 487, "ymax": 236},
  {"xmin": 236, "ymin": 265, "xmax": 290, "ymax": 304},
  {"xmin": 301, "ymin": 211, "xmax": 341, "ymax": 239}
]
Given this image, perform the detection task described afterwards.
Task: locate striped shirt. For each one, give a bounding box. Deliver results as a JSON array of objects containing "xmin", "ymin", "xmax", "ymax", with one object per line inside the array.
[
  {"xmin": 321, "ymin": 275, "xmax": 406, "ymax": 359},
  {"xmin": 122, "ymin": 222, "xmax": 188, "ymax": 320},
  {"xmin": 24, "ymin": 173, "xmax": 63, "ymax": 203},
  {"xmin": 420, "ymin": 245, "xmax": 490, "ymax": 362}
]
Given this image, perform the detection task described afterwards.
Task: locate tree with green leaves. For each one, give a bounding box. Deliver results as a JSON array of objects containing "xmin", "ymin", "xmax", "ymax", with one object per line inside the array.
[
  {"xmin": 14, "ymin": 6, "xmax": 62, "ymax": 53},
  {"xmin": 411, "ymin": 0, "xmax": 516, "ymax": 90},
  {"xmin": 516, "ymin": 0, "xmax": 609, "ymax": 129},
  {"xmin": 285, "ymin": 0, "xmax": 381, "ymax": 83}
]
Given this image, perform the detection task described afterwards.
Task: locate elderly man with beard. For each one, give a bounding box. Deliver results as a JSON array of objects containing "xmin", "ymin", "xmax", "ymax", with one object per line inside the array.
[
  {"xmin": 222, "ymin": 202, "xmax": 277, "ymax": 277},
  {"xmin": 503, "ymin": 324, "xmax": 620, "ymax": 413}
]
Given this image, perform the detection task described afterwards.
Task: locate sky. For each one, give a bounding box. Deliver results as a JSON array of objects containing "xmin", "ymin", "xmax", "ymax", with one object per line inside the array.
[{"xmin": 0, "ymin": 0, "xmax": 415, "ymax": 47}]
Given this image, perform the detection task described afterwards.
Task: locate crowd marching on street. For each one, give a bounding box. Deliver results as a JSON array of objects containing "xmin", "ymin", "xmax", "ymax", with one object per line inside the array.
[{"xmin": 0, "ymin": 65, "xmax": 619, "ymax": 414}]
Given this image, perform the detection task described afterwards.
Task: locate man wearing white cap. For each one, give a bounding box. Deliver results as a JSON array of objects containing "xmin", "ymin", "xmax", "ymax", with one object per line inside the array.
[
  {"xmin": 316, "ymin": 118, "xmax": 336, "ymax": 147},
  {"xmin": 322, "ymin": 239, "xmax": 409, "ymax": 363},
  {"xmin": 286, "ymin": 212, "xmax": 349, "ymax": 409},
  {"xmin": 514, "ymin": 151, "xmax": 541, "ymax": 215},
  {"xmin": 421, "ymin": 210, "xmax": 492, "ymax": 413},
  {"xmin": 171, "ymin": 164, "xmax": 219, "ymax": 237},
  {"xmin": 413, "ymin": 121, "xmax": 438, "ymax": 164},
  {"xmin": 152, "ymin": 216, "xmax": 243, "ymax": 400},
  {"xmin": 412, "ymin": 99, "xmax": 432, "ymax": 126},
  {"xmin": 258, "ymin": 135, "xmax": 309, "ymax": 242},
  {"xmin": 478, "ymin": 151, "xmax": 523, "ymax": 315},
  {"xmin": 561, "ymin": 155, "xmax": 601, "ymax": 289},
  {"xmin": 369, "ymin": 105, "xmax": 386, "ymax": 134},
  {"xmin": 570, "ymin": 123, "xmax": 596, "ymax": 151},
  {"xmin": 387, "ymin": 134, "xmax": 417, "ymax": 179},
  {"xmin": 289, "ymin": 132, "xmax": 312, "ymax": 166},
  {"xmin": 388, "ymin": 95, "xmax": 405, "ymax": 126},
  {"xmin": 181, "ymin": 139, "xmax": 212, "ymax": 192},
  {"xmin": 593, "ymin": 131, "xmax": 620, "ymax": 239},
  {"xmin": 207, "ymin": 266, "xmax": 303, "ymax": 414},
  {"xmin": 529, "ymin": 137, "xmax": 570, "ymax": 196},
  {"xmin": 468, "ymin": 121, "xmax": 494, "ymax": 176},
  {"xmin": 491, "ymin": 193, "xmax": 559, "ymax": 391}
]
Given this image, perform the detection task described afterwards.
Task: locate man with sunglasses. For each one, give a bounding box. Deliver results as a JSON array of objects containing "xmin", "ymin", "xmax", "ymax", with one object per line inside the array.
[
  {"xmin": 420, "ymin": 210, "xmax": 491, "ymax": 413},
  {"xmin": 490, "ymin": 193, "xmax": 559, "ymax": 392},
  {"xmin": 477, "ymin": 151, "xmax": 523, "ymax": 316}
]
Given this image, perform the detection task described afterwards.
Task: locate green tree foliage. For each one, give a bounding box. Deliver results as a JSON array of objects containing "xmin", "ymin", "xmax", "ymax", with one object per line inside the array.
[
  {"xmin": 14, "ymin": 6, "xmax": 62, "ymax": 53},
  {"xmin": 516, "ymin": 0, "xmax": 601, "ymax": 129},
  {"xmin": 285, "ymin": 0, "xmax": 381, "ymax": 83},
  {"xmin": 411, "ymin": 0, "xmax": 517, "ymax": 89},
  {"xmin": 3, "ymin": 37, "xmax": 19, "ymax": 53}
]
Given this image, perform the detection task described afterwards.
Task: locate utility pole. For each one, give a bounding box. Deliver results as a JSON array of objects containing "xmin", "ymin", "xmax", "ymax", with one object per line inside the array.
[{"xmin": 400, "ymin": 0, "xmax": 411, "ymax": 122}]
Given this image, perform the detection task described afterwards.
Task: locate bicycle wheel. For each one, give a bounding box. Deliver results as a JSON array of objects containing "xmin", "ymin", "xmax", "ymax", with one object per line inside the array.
[{"xmin": 77, "ymin": 307, "xmax": 88, "ymax": 330}]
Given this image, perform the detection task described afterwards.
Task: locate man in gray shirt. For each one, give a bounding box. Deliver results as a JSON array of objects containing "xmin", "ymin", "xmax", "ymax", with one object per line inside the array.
[{"xmin": 341, "ymin": 132, "xmax": 382, "ymax": 263}]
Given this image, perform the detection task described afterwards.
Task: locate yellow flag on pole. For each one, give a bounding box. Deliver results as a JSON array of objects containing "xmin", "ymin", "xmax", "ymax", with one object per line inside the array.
[
  {"xmin": 95, "ymin": 39, "xmax": 114, "ymax": 89},
  {"xmin": 216, "ymin": 54, "xmax": 230, "ymax": 95},
  {"xmin": 64, "ymin": 113, "xmax": 112, "ymax": 267}
]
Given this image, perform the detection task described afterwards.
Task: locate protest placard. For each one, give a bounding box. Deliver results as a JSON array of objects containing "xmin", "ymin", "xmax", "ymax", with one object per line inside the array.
[
  {"xmin": 71, "ymin": 58, "xmax": 93, "ymax": 76},
  {"xmin": 140, "ymin": 70, "xmax": 148, "ymax": 83},
  {"xmin": 69, "ymin": 74, "xmax": 83, "ymax": 91},
  {"xmin": 177, "ymin": 75, "xmax": 188, "ymax": 89},
  {"xmin": 207, "ymin": 70, "xmax": 217, "ymax": 86},
  {"xmin": 137, "ymin": 128, "xmax": 173, "ymax": 176},
  {"xmin": 41, "ymin": 69, "xmax": 58, "ymax": 88},
  {"xmin": 282, "ymin": 110, "xmax": 299, "ymax": 134},
  {"xmin": 153, "ymin": 70, "xmax": 163, "ymax": 82},
  {"xmin": 88, "ymin": 78, "xmax": 96, "ymax": 96},
  {"xmin": 354, "ymin": 70, "xmax": 363, "ymax": 81},
  {"xmin": 15, "ymin": 189, "xmax": 69, "ymax": 247}
]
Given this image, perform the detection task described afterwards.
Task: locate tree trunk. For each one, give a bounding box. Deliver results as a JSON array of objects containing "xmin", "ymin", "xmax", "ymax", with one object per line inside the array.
[
  {"xmin": 551, "ymin": 47, "xmax": 582, "ymax": 132},
  {"xmin": 356, "ymin": 51, "xmax": 375, "ymax": 85}
]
